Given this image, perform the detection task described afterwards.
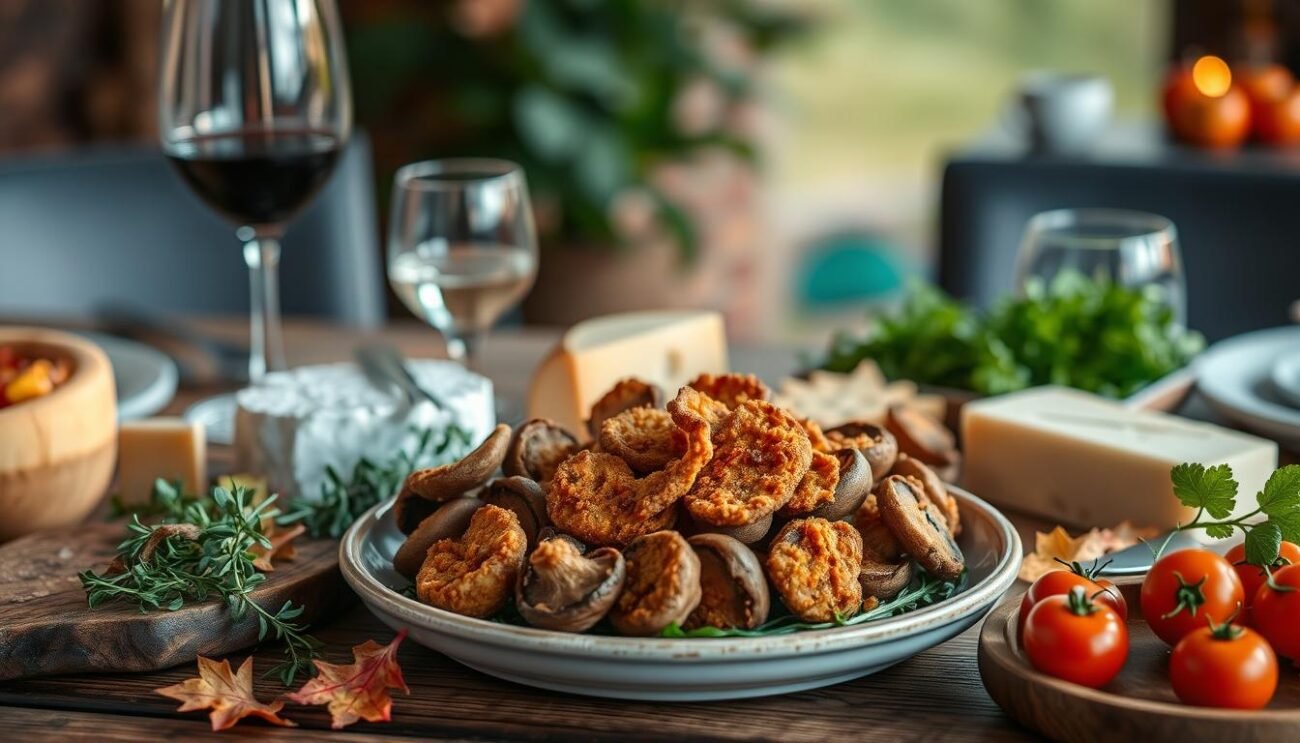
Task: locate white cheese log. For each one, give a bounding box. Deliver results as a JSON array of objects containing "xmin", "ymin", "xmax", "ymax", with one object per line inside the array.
[
  {"xmin": 961, "ymin": 386, "xmax": 1277, "ymax": 529},
  {"xmin": 234, "ymin": 362, "xmax": 494, "ymax": 501}
]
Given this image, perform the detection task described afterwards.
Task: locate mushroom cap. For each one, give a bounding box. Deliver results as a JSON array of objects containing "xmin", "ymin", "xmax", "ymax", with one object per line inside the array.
[
  {"xmin": 687, "ymin": 511, "xmax": 773, "ymax": 545},
  {"xmin": 859, "ymin": 558, "xmax": 913, "ymax": 601},
  {"xmin": 891, "ymin": 453, "xmax": 960, "ymax": 537},
  {"xmin": 685, "ymin": 533, "xmax": 770, "ymax": 630},
  {"xmin": 825, "ymin": 421, "xmax": 898, "ymax": 481},
  {"xmin": 609, "ymin": 531, "xmax": 702, "ymax": 636},
  {"xmin": 394, "ymin": 424, "xmax": 511, "ymax": 533},
  {"xmin": 885, "ymin": 404, "xmax": 958, "ymax": 467},
  {"xmin": 586, "ymin": 378, "xmax": 663, "ymax": 440},
  {"xmin": 504, "ymin": 418, "xmax": 579, "ymax": 483},
  {"xmin": 393, "ymin": 497, "xmax": 485, "ymax": 579},
  {"xmin": 482, "ymin": 476, "xmax": 549, "ymax": 547},
  {"xmin": 516, "ymin": 535, "xmax": 626, "ymax": 633},
  {"xmin": 807, "ymin": 448, "xmax": 873, "ymax": 521},
  {"xmin": 877, "ymin": 475, "xmax": 965, "ymax": 580}
]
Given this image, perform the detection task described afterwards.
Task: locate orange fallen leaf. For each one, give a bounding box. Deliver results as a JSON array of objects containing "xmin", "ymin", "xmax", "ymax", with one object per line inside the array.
[
  {"xmin": 251, "ymin": 521, "xmax": 305, "ymax": 572},
  {"xmin": 288, "ymin": 630, "xmax": 409, "ymax": 729},
  {"xmin": 156, "ymin": 656, "xmax": 296, "ymax": 731},
  {"xmin": 1018, "ymin": 522, "xmax": 1158, "ymax": 582}
]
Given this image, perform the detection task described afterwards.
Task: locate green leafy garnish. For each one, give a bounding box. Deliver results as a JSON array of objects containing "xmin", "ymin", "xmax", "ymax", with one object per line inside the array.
[
  {"xmin": 1164, "ymin": 463, "xmax": 1300, "ymax": 567},
  {"xmin": 822, "ymin": 273, "xmax": 1203, "ymax": 398},
  {"xmin": 659, "ymin": 567, "xmax": 964, "ymax": 638},
  {"xmin": 80, "ymin": 483, "xmax": 320, "ymax": 685}
]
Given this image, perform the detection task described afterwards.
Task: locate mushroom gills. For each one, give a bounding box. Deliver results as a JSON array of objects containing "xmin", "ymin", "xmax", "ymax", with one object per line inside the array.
[{"xmin": 517, "ymin": 536, "xmax": 626, "ymax": 633}]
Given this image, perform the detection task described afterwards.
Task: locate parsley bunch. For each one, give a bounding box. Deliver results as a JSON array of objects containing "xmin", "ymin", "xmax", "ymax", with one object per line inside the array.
[{"xmin": 1167, "ymin": 463, "xmax": 1300, "ymax": 566}]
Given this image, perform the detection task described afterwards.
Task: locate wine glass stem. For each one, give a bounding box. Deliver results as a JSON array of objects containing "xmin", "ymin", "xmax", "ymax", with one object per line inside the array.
[
  {"xmin": 447, "ymin": 330, "xmax": 485, "ymax": 373},
  {"xmin": 243, "ymin": 236, "xmax": 287, "ymax": 380}
]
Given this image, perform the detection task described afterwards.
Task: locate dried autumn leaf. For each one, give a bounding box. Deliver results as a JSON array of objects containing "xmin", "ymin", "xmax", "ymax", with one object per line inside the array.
[
  {"xmin": 251, "ymin": 521, "xmax": 305, "ymax": 572},
  {"xmin": 288, "ymin": 630, "xmax": 409, "ymax": 729},
  {"xmin": 1018, "ymin": 522, "xmax": 1158, "ymax": 582},
  {"xmin": 156, "ymin": 656, "xmax": 296, "ymax": 731}
]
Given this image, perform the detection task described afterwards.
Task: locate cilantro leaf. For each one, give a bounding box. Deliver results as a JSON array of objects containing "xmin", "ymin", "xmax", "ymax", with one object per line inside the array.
[
  {"xmin": 1170, "ymin": 463, "xmax": 1238, "ymax": 519},
  {"xmin": 1245, "ymin": 521, "xmax": 1284, "ymax": 566},
  {"xmin": 1203, "ymin": 523, "xmax": 1236, "ymax": 540},
  {"xmin": 1269, "ymin": 509, "xmax": 1300, "ymax": 544},
  {"xmin": 1258, "ymin": 465, "xmax": 1300, "ymax": 517}
]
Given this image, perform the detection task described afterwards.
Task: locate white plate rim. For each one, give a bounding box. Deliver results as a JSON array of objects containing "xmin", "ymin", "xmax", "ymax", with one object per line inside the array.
[
  {"xmin": 1195, "ymin": 326, "xmax": 1300, "ymax": 437},
  {"xmin": 77, "ymin": 330, "xmax": 178, "ymax": 421},
  {"xmin": 339, "ymin": 486, "xmax": 1022, "ymax": 661}
]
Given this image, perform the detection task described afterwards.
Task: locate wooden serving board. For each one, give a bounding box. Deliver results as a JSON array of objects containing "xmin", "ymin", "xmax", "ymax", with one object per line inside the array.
[
  {"xmin": 979, "ymin": 579, "xmax": 1300, "ymax": 742},
  {"xmin": 0, "ymin": 521, "xmax": 350, "ymax": 681}
]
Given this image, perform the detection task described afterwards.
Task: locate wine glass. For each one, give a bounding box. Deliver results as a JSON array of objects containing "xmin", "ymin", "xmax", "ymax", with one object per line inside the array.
[
  {"xmin": 159, "ymin": 0, "xmax": 352, "ymax": 381},
  {"xmin": 387, "ymin": 159, "xmax": 539, "ymax": 372},
  {"xmin": 1014, "ymin": 208, "xmax": 1186, "ymax": 324}
]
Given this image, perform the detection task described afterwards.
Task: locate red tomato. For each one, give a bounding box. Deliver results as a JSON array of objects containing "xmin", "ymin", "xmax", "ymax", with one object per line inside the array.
[
  {"xmin": 1225, "ymin": 541, "xmax": 1300, "ymax": 613},
  {"xmin": 1140, "ymin": 549, "xmax": 1244, "ymax": 646},
  {"xmin": 1023, "ymin": 587, "xmax": 1128, "ymax": 688},
  {"xmin": 1018, "ymin": 569, "xmax": 1128, "ymax": 644},
  {"xmin": 1170, "ymin": 622, "xmax": 1278, "ymax": 709},
  {"xmin": 1253, "ymin": 563, "xmax": 1300, "ymax": 661}
]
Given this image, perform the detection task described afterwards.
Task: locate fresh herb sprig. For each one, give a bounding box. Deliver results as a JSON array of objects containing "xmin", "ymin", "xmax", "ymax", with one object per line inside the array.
[
  {"xmin": 1165, "ymin": 463, "xmax": 1300, "ymax": 567},
  {"xmin": 659, "ymin": 568, "xmax": 964, "ymax": 638},
  {"xmin": 80, "ymin": 485, "xmax": 320, "ymax": 684},
  {"xmin": 277, "ymin": 424, "xmax": 472, "ymax": 539}
]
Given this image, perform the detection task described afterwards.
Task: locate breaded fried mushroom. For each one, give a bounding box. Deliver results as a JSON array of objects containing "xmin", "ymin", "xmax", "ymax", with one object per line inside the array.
[
  {"xmin": 779, "ymin": 449, "xmax": 840, "ymax": 517},
  {"xmin": 586, "ymin": 378, "xmax": 663, "ymax": 440},
  {"xmin": 609, "ymin": 531, "xmax": 702, "ymax": 636},
  {"xmin": 766, "ymin": 518, "xmax": 864, "ymax": 622},
  {"xmin": 415, "ymin": 504, "xmax": 527, "ymax": 618},
  {"xmin": 598, "ymin": 406, "xmax": 684, "ymax": 474},
  {"xmin": 687, "ymin": 373, "xmax": 771, "ymax": 408}
]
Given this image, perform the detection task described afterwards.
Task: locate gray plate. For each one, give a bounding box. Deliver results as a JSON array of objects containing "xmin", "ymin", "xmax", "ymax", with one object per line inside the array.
[
  {"xmin": 1197, "ymin": 326, "xmax": 1300, "ymax": 447},
  {"xmin": 340, "ymin": 487, "xmax": 1022, "ymax": 701},
  {"xmin": 76, "ymin": 331, "xmax": 178, "ymax": 421}
]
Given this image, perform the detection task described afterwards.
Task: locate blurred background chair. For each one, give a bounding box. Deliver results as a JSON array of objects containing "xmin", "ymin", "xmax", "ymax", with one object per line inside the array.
[
  {"xmin": 938, "ymin": 127, "xmax": 1300, "ymax": 342},
  {"xmin": 0, "ymin": 133, "xmax": 383, "ymax": 328}
]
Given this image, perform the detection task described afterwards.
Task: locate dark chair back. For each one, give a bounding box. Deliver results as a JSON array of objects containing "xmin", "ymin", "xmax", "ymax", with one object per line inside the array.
[{"xmin": 0, "ymin": 133, "xmax": 383, "ymax": 327}]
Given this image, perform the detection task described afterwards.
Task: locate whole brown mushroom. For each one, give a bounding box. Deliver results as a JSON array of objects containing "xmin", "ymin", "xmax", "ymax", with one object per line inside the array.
[
  {"xmin": 609, "ymin": 531, "xmax": 702, "ymax": 636},
  {"xmin": 806, "ymin": 448, "xmax": 873, "ymax": 521},
  {"xmin": 586, "ymin": 378, "xmax": 663, "ymax": 440},
  {"xmin": 482, "ymin": 476, "xmax": 549, "ymax": 547},
  {"xmin": 877, "ymin": 475, "xmax": 965, "ymax": 581},
  {"xmin": 685, "ymin": 533, "xmax": 770, "ymax": 630},
  {"xmin": 859, "ymin": 558, "xmax": 913, "ymax": 601},
  {"xmin": 687, "ymin": 511, "xmax": 773, "ymax": 545},
  {"xmin": 394, "ymin": 423, "xmax": 512, "ymax": 533},
  {"xmin": 825, "ymin": 422, "xmax": 898, "ymax": 481},
  {"xmin": 891, "ymin": 453, "xmax": 960, "ymax": 537},
  {"xmin": 516, "ymin": 534, "xmax": 626, "ymax": 633},
  {"xmin": 504, "ymin": 419, "xmax": 579, "ymax": 485},
  {"xmin": 393, "ymin": 497, "xmax": 485, "ymax": 579},
  {"xmin": 885, "ymin": 404, "xmax": 958, "ymax": 468}
]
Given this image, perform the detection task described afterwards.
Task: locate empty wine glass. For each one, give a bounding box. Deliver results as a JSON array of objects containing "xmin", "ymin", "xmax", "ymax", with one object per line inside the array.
[
  {"xmin": 387, "ymin": 159, "xmax": 539, "ymax": 371},
  {"xmin": 1015, "ymin": 209, "xmax": 1186, "ymax": 324}
]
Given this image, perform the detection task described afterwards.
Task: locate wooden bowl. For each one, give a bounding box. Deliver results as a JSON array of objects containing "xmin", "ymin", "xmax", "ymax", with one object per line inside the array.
[
  {"xmin": 0, "ymin": 328, "xmax": 117, "ymax": 541},
  {"xmin": 979, "ymin": 578, "xmax": 1300, "ymax": 742}
]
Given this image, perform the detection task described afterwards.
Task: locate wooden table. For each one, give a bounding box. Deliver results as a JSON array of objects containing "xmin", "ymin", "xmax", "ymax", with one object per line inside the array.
[{"xmin": 0, "ymin": 320, "xmax": 1052, "ymax": 741}]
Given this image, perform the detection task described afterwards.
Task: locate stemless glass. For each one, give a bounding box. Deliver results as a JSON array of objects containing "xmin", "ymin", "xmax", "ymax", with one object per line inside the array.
[
  {"xmin": 1014, "ymin": 208, "xmax": 1186, "ymax": 324},
  {"xmin": 159, "ymin": 0, "xmax": 353, "ymax": 380},
  {"xmin": 387, "ymin": 159, "xmax": 539, "ymax": 371}
]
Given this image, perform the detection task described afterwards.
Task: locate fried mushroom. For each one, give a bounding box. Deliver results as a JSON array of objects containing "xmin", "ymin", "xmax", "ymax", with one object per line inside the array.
[
  {"xmin": 885, "ymin": 404, "xmax": 958, "ymax": 468},
  {"xmin": 598, "ymin": 406, "xmax": 684, "ymax": 474},
  {"xmin": 685, "ymin": 534, "xmax": 770, "ymax": 630},
  {"xmin": 516, "ymin": 534, "xmax": 626, "ymax": 633},
  {"xmin": 877, "ymin": 475, "xmax": 965, "ymax": 581},
  {"xmin": 778, "ymin": 450, "xmax": 840, "ymax": 517},
  {"xmin": 504, "ymin": 419, "xmax": 579, "ymax": 485},
  {"xmin": 415, "ymin": 504, "xmax": 528, "ymax": 618},
  {"xmin": 586, "ymin": 378, "xmax": 664, "ymax": 440},
  {"xmin": 766, "ymin": 518, "xmax": 864, "ymax": 622},
  {"xmin": 395, "ymin": 423, "xmax": 512, "ymax": 533},
  {"xmin": 393, "ymin": 497, "xmax": 485, "ymax": 579},
  {"xmin": 687, "ymin": 511, "xmax": 774, "ymax": 545},
  {"xmin": 687, "ymin": 373, "xmax": 771, "ymax": 408},
  {"xmin": 890, "ymin": 453, "xmax": 960, "ymax": 537},
  {"xmin": 806, "ymin": 448, "xmax": 873, "ymax": 521},
  {"xmin": 824, "ymin": 422, "xmax": 898, "ymax": 481},
  {"xmin": 482, "ymin": 476, "xmax": 549, "ymax": 547},
  {"xmin": 609, "ymin": 531, "xmax": 702, "ymax": 636}
]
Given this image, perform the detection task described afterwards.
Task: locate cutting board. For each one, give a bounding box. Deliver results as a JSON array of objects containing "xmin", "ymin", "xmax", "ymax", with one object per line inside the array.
[{"xmin": 0, "ymin": 521, "xmax": 349, "ymax": 681}]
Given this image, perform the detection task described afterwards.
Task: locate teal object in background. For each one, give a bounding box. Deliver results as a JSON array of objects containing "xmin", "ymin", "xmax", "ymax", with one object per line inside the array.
[{"xmin": 798, "ymin": 232, "xmax": 906, "ymax": 309}]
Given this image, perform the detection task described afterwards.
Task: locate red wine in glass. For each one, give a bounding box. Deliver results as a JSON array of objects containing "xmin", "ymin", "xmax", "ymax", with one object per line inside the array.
[{"xmin": 165, "ymin": 130, "xmax": 341, "ymax": 228}]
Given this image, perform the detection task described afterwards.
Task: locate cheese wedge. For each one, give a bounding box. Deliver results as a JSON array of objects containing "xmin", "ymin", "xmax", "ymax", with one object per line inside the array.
[
  {"xmin": 528, "ymin": 311, "xmax": 729, "ymax": 436},
  {"xmin": 961, "ymin": 386, "xmax": 1277, "ymax": 529},
  {"xmin": 117, "ymin": 418, "xmax": 206, "ymax": 504}
]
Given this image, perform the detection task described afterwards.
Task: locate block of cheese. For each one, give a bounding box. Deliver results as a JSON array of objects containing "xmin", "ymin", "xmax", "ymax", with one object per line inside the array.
[
  {"xmin": 234, "ymin": 361, "xmax": 494, "ymax": 501},
  {"xmin": 527, "ymin": 310, "xmax": 729, "ymax": 436},
  {"xmin": 116, "ymin": 417, "xmax": 206, "ymax": 504},
  {"xmin": 962, "ymin": 386, "xmax": 1277, "ymax": 529}
]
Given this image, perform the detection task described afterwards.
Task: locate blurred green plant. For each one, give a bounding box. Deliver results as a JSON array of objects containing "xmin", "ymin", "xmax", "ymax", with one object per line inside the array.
[{"xmin": 344, "ymin": 0, "xmax": 806, "ymax": 261}]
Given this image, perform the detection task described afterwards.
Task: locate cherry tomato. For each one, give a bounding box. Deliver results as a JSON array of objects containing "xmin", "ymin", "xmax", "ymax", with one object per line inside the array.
[
  {"xmin": 1018, "ymin": 568, "xmax": 1128, "ymax": 645},
  {"xmin": 1253, "ymin": 563, "xmax": 1300, "ymax": 661},
  {"xmin": 1140, "ymin": 549, "xmax": 1244, "ymax": 646},
  {"xmin": 1225, "ymin": 541, "xmax": 1300, "ymax": 615},
  {"xmin": 1023, "ymin": 587, "xmax": 1128, "ymax": 688},
  {"xmin": 1170, "ymin": 621, "xmax": 1277, "ymax": 709}
]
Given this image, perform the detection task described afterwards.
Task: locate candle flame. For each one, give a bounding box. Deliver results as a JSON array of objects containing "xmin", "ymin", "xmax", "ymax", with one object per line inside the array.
[{"xmin": 1192, "ymin": 55, "xmax": 1232, "ymax": 97}]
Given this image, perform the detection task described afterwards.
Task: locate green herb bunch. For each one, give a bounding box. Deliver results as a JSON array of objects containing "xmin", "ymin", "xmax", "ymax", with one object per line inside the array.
[
  {"xmin": 823, "ymin": 273, "xmax": 1204, "ymax": 398},
  {"xmin": 1166, "ymin": 463, "xmax": 1300, "ymax": 567},
  {"xmin": 80, "ymin": 483, "xmax": 320, "ymax": 684}
]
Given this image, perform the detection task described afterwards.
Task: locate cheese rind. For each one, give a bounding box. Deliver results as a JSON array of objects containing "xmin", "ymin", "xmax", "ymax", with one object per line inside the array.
[
  {"xmin": 961, "ymin": 386, "xmax": 1277, "ymax": 529},
  {"xmin": 116, "ymin": 418, "xmax": 206, "ymax": 504},
  {"xmin": 527, "ymin": 311, "xmax": 729, "ymax": 436}
]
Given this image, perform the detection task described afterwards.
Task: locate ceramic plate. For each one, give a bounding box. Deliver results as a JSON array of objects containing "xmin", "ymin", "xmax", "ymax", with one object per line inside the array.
[
  {"xmin": 340, "ymin": 487, "xmax": 1021, "ymax": 701},
  {"xmin": 1196, "ymin": 326, "xmax": 1300, "ymax": 446},
  {"xmin": 77, "ymin": 331, "xmax": 178, "ymax": 421}
]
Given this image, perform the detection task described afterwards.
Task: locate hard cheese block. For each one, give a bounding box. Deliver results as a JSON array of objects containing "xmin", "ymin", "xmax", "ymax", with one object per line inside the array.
[
  {"xmin": 528, "ymin": 310, "xmax": 728, "ymax": 436},
  {"xmin": 234, "ymin": 361, "xmax": 494, "ymax": 500},
  {"xmin": 962, "ymin": 386, "xmax": 1277, "ymax": 528},
  {"xmin": 116, "ymin": 418, "xmax": 206, "ymax": 504}
]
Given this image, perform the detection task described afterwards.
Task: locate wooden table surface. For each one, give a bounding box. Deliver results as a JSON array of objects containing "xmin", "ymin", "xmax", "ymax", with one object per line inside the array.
[{"xmin": 0, "ymin": 319, "xmax": 1059, "ymax": 741}]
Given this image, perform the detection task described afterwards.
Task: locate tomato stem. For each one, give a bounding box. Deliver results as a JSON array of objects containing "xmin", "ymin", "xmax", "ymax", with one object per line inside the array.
[
  {"xmin": 1206, "ymin": 607, "xmax": 1244, "ymax": 641},
  {"xmin": 1065, "ymin": 586, "xmax": 1098, "ymax": 616},
  {"xmin": 1160, "ymin": 571, "xmax": 1208, "ymax": 621}
]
